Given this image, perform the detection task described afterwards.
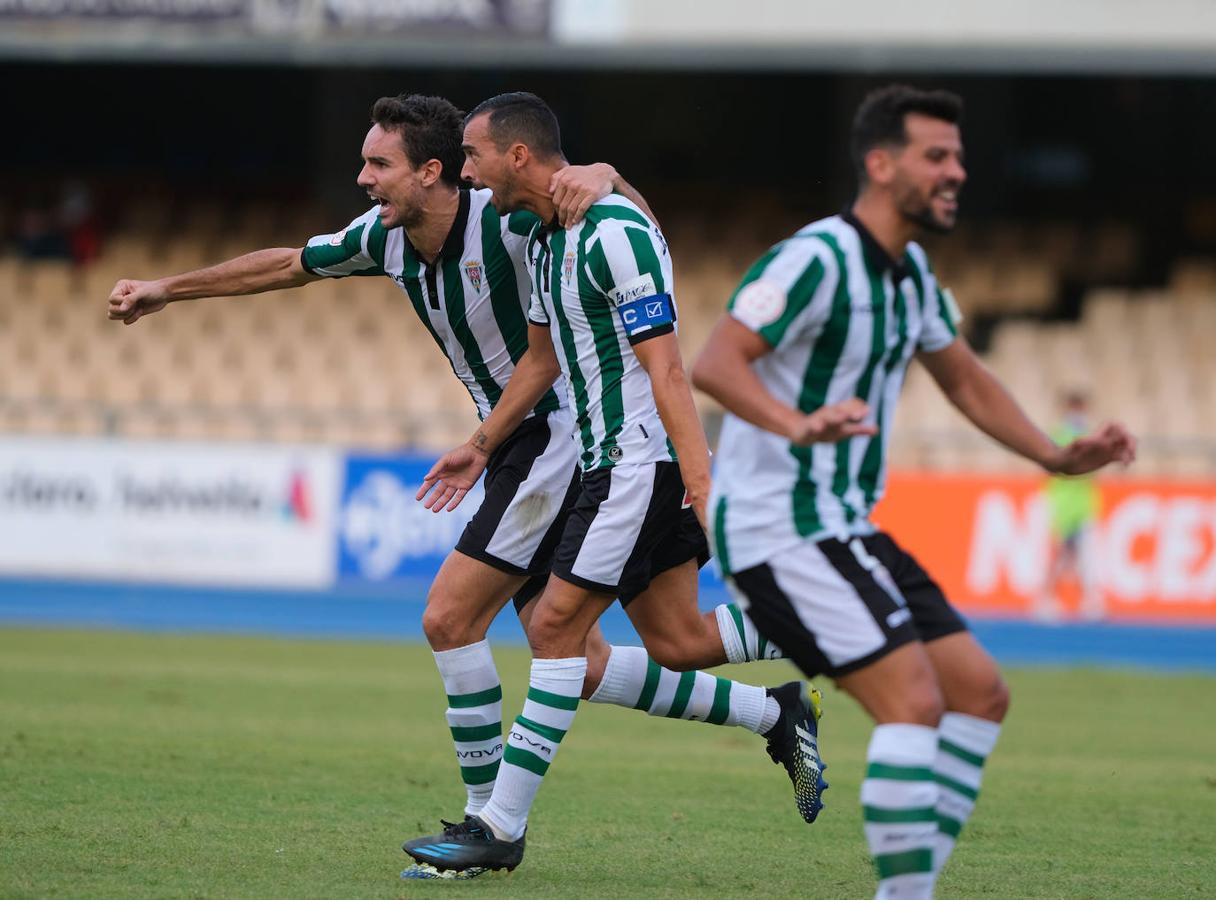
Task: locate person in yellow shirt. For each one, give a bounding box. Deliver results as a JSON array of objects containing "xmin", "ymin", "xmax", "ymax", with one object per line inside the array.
[{"xmin": 1036, "ymin": 391, "xmax": 1104, "ymax": 621}]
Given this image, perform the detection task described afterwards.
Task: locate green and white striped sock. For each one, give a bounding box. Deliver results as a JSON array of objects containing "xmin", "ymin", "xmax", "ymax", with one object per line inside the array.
[
  {"xmin": 863, "ymin": 724, "xmax": 939, "ymax": 900},
  {"xmin": 588, "ymin": 645, "xmax": 778, "ymax": 733},
  {"xmin": 715, "ymin": 603, "xmax": 784, "ymax": 663},
  {"xmin": 933, "ymin": 712, "xmax": 1001, "ymax": 872},
  {"xmin": 432, "ymin": 640, "xmax": 503, "ymax": 816},
  {"xmin": 480, "ymin": 656, "xmax": 586, "ymax": 841}
]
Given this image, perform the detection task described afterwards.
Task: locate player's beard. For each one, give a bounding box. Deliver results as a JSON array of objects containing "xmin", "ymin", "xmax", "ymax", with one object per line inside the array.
[
  {"xmin": 896, "ymin": 182, "xmax": 958, "ymax": 235},
  {"xmin": 489, "ymin": 171, "xmax": 521, "ymax": 214},
  {"xmin": 389, "ymin": 200, "xmax": 423, "ymax": 231}
]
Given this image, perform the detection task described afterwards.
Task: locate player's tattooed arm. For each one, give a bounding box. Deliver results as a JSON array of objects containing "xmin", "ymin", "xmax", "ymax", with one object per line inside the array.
[
  {"xmin": 417, "ymin": 323, "xmax": 562, "ymax": 513},
  {"xmin": 475, "ymin": 323, "xmax": 561, "ymax": 455},
  {"xmin": 107, "ymin": 248, "xmax": 317, "ymax": 325},
  {"xmin": 470, "ymin": 429, "xmax": 492, "ymax": 456}
]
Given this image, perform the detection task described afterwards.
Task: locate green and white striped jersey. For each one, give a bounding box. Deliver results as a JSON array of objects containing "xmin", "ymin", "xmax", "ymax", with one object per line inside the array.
[
  {"xmin": 301, "ymin": 188, "xmax": 563, "ymax": 421},
  {"xmin": 711, "ymin": 211, "xmax": 962, "ymax": 575},
  {"xmin": 525, "ymin": 194, "xmax": 679, "ymax": 472}
]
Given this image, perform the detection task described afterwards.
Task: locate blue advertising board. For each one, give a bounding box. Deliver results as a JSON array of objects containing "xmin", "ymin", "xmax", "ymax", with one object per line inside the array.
[
  {"xmin": 334, "ymin": 450, "xmax": 733, "ymax": 612},
  {"xmin": 336, "ymin": 452, "xmax": 486, "ymax": 585}
]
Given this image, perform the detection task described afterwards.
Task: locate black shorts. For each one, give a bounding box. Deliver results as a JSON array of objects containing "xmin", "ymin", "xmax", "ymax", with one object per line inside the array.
[
  {"xmin": 727, "ymin": 531, "xmax": 967, "ymax": 679},
  {"xmin": 452, "ymin": 410, "xmax": 580, "ymax": 611},
  {"xmin": 551, "ymin": 460, "xmax": 710, "ymax": 605}
]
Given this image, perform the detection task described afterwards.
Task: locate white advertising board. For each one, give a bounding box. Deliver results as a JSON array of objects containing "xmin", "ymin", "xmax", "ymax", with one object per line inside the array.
[{"xmin": 0, "ymin": 436, "xmax": 340, "ymax": 587}]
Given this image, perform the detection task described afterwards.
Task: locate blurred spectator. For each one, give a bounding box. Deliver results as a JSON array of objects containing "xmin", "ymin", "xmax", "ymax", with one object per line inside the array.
[
  {"xmin": 15, "ymin": 204, "xmax": 70, "ymax": 261},
  {"xmin": 1035, "ymin": 390, "xmax": 1104, "ymax": 622},
  {"xmin": 60, "ymin": 181, "xmax": 101, "ymax": 266},
  {"xmin": 12, "ymin": 183, "xmax": 100, "ymax": 266}
]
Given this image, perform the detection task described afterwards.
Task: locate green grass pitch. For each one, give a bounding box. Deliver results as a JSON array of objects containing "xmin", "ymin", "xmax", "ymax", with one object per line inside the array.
[{"xmin": 1, "ymin": 628, "xmax": 1213, "ymax": 898}]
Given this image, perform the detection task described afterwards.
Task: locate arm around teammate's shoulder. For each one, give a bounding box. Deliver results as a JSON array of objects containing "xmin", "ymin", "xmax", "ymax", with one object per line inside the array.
[
  {"xmin": 107, "ymin": 247, "xmax": 316, "ymax": 325},
  {"xmin": 548, "ymin": 163, "xmax": 660, "ymax": 229}
]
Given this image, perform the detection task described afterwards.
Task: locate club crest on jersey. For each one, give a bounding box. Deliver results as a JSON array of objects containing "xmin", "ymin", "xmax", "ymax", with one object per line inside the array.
[
  {"xmin": 563, "ymin": 252, "xmax": 576, "ymax": 283},
  {"xmin": 464, "ymin": 260, "xmax": 484, "ymax": 292}
]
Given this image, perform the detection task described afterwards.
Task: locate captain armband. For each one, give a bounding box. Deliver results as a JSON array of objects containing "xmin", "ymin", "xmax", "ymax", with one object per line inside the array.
[{"xmin": 609, "ymin": 274, "xmax": 675, "ymax": 345}]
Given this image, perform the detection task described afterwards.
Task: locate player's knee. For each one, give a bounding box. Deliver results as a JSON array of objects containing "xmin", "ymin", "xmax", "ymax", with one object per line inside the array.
[
  {"xmin": 525, "ymin": 604, "xmax": 576, "ymax": 656},
  {"xmin": 949, "ymin": 671, "xmax": 1011, "ymax": 722},
  {"xmin": 981, "ymin": 675, "xmax": 1011, "ymax": 722},
  {"xmin": 422, "ymin": 601, "xmax": 476, "ymax": 650},
  {"xmin": 903, "ymin": 684, "xmax": 947, "ymax": 727}
]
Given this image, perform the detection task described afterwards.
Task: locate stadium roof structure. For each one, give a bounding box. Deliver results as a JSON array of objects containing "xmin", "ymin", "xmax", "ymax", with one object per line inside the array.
[{"xmin": 4, "ymin": 0, "xmax": 1216, "ymax": 73}]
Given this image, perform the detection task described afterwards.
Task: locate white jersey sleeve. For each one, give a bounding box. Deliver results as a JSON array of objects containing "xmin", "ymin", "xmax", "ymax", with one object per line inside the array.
[
  {"xmin": 728, "ymin": 236, "xmax": 838, "ymax": 349},
  {"xmin": 587, "ymin": 215, "xmax": 676, "ymax": 345},
  {"xmin": 909, "ymin": 246, "xmax": 961, "ymax": 352},
  {"xmin": 301, "ymin": 206, "xmax": 386, "ymax": 278}
]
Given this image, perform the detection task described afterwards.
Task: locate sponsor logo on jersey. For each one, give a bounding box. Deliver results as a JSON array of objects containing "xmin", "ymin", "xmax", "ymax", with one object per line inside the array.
[
  {"xmin": 609, "ymin": 273, "xmax": 657, "ymax": 308},
  {"xmin": 464, "ymin": 260, "xmax": 483, "ymax": 293},
  {"xmin": 329, "ymin": 227, "xmax": 348, "ymax": 247}
]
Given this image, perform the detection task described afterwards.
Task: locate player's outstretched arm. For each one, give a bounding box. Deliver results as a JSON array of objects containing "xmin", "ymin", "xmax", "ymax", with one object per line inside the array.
[
  {"xmin": 691, "ymin": 316, "xmax": 877, "ymax": 445},
  {"xmin": 417, "ymin": 323, "xmax": 562, "ymax": 513},
  {"xmin": 549, "ymin": 163, "xmax": 659, "ymax": 228},
  {"xmin": 919, "ymin": 337, "xmax": 1136, "ymax": 474},
  {"xmin": 107, "ymin": 248, "xmax": 317, "ymax": 325},
  {"xmin": 634, "ymin": 332, "xmax": 712, "ymax": 528}
]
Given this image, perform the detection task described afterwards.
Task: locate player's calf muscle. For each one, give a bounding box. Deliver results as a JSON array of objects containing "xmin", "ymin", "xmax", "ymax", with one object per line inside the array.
[{"xmin": 638, "ymin": 629, "xmax": 723, "ymax": 671}]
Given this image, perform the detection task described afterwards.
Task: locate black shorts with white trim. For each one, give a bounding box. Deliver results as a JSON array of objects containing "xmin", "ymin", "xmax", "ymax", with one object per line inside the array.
[
  {"xmin": 729, "ymin": 531, "xmax": 967, "ymax": 680},
  {"xmin": 551, "ymin": 460, "xmax": 709, "ymax": 605},
  {"xmin": 453, "ymin": 411, "xmax": 580, "ymax": 612}
]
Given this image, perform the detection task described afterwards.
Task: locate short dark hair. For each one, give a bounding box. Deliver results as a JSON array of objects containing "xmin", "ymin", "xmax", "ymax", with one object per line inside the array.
[
  {"xmin": 369, "ymin": 94, "xmax": 465, "ymax": 187},
  {"xmin": 850, "ymin": 84, "xmax": 964, "ymax": 184},
  {"xmin": 466, "ymin": 92, "xmax": 563, "ymax": 161}
]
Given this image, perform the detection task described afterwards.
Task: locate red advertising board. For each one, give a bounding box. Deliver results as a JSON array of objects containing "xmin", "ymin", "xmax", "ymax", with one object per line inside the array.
[{"xmin": 873, "ymin": 473, "xmax": 1216, "ymax": 623}]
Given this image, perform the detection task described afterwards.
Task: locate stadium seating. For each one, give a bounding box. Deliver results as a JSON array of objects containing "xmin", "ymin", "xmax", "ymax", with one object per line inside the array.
[{"xmin": 0, "ymin": 201, "xmax": 1212, "ymax": 475}]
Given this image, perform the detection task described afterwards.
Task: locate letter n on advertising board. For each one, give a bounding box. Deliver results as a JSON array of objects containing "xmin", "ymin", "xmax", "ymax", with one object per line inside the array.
[{"xmin": 873, "ymin": 473, "xmax": 1216, "ymax": 623}]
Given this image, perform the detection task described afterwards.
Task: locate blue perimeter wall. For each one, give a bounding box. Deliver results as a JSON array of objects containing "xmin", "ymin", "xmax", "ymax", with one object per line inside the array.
[{"xmin": 1, "ymin": 575, "xmax": 1213, "ymax": 673}]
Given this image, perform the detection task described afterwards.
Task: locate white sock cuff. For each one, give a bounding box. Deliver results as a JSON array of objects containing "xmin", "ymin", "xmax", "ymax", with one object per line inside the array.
[
  {"xmin": 939, "ymin": 712, "xmax": 1002, "ymax": 757},
  {"xmin": 432, "ymin": 640, "xmax": 496, "ymax": 689},
  {"xmin": 715, "ymin": 605, "xmax": 747, "ymax": 664},
  {"xmin": 758, "ymin": 696, "xmax": 781, "ymax": 734},
  {"xmin": 433, "ymin": 638, "xmax": 491, "ymax": 667},
  {"xmin": 868, "ymin": 723, "xmax": 940, "ymax": 764},
  {"xmin": 530, "ymin": 656, "xmax": 587, "ymax": 691},
  {"xmin": 588, "ymin": 645, "xmax": 647, "ymax": 705},
  {"xmin": 733, "ymin": 683, "xmax": 767, "ymax": 733}
]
